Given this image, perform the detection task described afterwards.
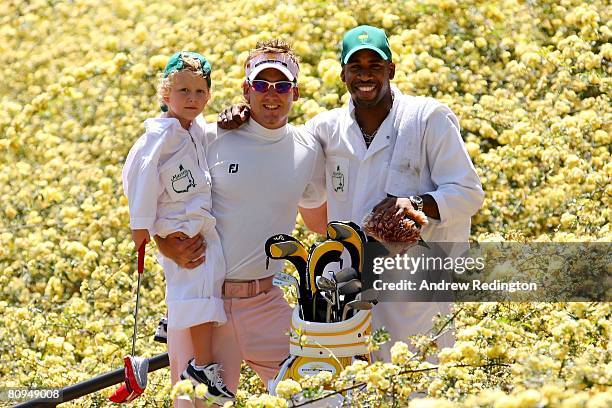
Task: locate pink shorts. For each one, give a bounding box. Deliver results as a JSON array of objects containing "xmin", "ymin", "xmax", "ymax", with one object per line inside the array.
[{"xmin": 167, "ymin": 286, "xmax": 292, "ymax": 407}]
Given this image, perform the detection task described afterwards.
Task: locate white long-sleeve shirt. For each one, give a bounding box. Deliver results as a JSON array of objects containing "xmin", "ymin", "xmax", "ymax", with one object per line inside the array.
[
  {"xmin": 203, "ymin": 119, "xmax": 327, "ymax": 280},
  {"xmin": 305, "ymin": 87, "xmax": 484, "ymax": 360},
  {"xmin": 122, "ymin": 116, "xmax": 215, "ymax": 238},
  {"xmin": 305, "ymin": 86, "xmax": 484, "ymax": 243}
]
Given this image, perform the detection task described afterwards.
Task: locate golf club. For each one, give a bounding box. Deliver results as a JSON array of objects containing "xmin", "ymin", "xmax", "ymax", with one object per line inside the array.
[
  {"xmin": 334, "ymin": 267, "xmax": 358, "ymax": 283},
  {"xmin": 307, "ymin": 240, "xmax": 344, "ymax": 322},
  {"xmin": 337, "ymin": 279, "xmax": 362, "ymax": 320},
  {"xmin": 326, "ymin": 221, "xmax": 366, "ymax": 275},
  {"xmin": 341, "ymin": 300, "xmax": 373, "ymax": 321},
  {"xmin": 265, "ymin": 234, "xmax": 311, "ymax": 319},
  {"xmin": 316, "ymin": 276, "xmax": 338, "ymax": 322},
  {"xmin": 109, "ymin": 242, "xmax": 149, "ymax": 403},
  {"xmin": 273, "ymin": 272, "xmax": 303, "ymax": 318}
]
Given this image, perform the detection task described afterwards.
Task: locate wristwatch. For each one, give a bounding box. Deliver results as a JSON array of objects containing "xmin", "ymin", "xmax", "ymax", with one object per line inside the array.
[{"xmin": 409, "ymin": 195, "xmax": 423, "ymax": 212}]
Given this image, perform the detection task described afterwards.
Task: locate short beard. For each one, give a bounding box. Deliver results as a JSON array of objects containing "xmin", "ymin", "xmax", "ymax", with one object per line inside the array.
[{"xmin": 350, "ymin": 87, "xmax": 388, "ymax": 109}]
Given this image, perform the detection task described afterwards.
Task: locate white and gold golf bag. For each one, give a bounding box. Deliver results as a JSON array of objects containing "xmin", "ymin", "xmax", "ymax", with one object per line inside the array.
[{"xmin": 268, "ymin": 307, "xmax": 372, "ymax": 395}]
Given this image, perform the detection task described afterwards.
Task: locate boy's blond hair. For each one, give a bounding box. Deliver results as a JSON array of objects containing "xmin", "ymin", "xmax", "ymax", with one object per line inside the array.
[{"xmin": 157, "ymin": 53, "xmax": 209, "ymax": 108}]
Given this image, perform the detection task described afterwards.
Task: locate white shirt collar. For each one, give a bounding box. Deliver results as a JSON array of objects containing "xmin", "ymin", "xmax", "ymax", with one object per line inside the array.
[{"xmin": 243, "ymin": 118, "xmax": 287, "ymax": 143}]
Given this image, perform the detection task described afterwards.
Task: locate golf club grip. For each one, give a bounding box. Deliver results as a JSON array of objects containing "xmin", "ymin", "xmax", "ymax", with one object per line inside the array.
[{"xmin": 137, "ymin": 242, "xmax": 145, "ymax": 274}]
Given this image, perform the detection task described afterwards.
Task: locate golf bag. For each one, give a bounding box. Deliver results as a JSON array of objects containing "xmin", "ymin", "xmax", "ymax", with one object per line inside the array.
[{"xmin": 268, "ymin": 306, "xmax": 371, "ymax": 395}]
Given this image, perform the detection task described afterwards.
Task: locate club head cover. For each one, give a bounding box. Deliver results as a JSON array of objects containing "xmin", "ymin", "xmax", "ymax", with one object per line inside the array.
[{"xmin": 109, "ymin": 355, "xmax": 149, "ymax": 403}]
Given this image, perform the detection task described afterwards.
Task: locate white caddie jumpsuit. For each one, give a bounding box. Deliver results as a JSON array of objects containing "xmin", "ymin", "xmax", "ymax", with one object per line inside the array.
[
  {"xmin": 122, "ymin": 115, "xmax": 226, "ymax": 330},
  {"xmin": 305, "ymin": 86, "xmax": 485, "ymax": 360}
]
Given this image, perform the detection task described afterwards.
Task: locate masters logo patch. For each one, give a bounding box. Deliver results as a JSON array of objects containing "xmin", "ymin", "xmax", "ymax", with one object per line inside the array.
[{"xmin": 171, "ymin": 164, "xmax": 196, "ymax": 193}]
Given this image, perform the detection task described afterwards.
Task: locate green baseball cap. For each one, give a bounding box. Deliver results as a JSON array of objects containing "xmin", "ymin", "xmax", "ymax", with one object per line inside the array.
[
  {"xmin": 161, "ymin": 51, "xmax": 212, "ymax": 112},
  {"xmin": 341, "ymin": 25, "xmax": 392, "ymax": 64},
  {"xmin": 164, "ymin": 51, "xmax": 212, "ymax": 87}
]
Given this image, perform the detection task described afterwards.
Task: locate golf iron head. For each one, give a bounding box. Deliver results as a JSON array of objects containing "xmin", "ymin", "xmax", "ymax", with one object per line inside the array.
[
  {"xmin": 341, "ymin": 300, "xmax": 373, "ymax": 321},
  {"xmin": 273, "ymin": 272, "xmax": 304, "ymax": 318}
]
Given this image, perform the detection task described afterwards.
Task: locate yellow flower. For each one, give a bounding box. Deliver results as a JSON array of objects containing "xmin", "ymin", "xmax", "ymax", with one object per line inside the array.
[
  {"xmin": 194, "ymin": 383, "xmax": 208, "ymax": 399},
  {"xmin": 274, "ymin": 379, "xmax": 301, "ymax": 398}
]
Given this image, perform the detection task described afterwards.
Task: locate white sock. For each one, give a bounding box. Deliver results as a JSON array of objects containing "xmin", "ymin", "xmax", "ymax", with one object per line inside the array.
[{"xmin": 192, "ymin": 360, "xmax": 214, "ymax": 371}]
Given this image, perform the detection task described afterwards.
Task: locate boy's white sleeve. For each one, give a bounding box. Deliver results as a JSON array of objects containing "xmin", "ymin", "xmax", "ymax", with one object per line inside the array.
[{"xmin": 122, "ymin": 133, "xmax": 164, "ymax": 232}]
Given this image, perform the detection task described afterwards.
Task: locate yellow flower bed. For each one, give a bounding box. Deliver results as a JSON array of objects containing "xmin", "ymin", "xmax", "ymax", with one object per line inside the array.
[{"xmin": 0, "ymin": 0, "xmax": 610, "ymax": 406}]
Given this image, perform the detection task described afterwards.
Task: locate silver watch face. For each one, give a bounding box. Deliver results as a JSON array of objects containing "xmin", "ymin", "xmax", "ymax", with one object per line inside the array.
[{"xmin": 410, "ymin": 196, "xmax": 423, "ymax": 211}]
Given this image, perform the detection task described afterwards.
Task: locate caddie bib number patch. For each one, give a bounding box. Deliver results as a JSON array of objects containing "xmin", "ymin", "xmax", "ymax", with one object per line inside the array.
[{"xmin": 327, "ymin": 156, "xmax": 349, "ymax": 202}]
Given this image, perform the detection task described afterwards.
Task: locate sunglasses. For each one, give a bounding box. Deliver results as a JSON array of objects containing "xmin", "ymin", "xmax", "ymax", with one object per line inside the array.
[{"xmin": 249, "ymin": 79, "xmax": 296, "ymax": 94}]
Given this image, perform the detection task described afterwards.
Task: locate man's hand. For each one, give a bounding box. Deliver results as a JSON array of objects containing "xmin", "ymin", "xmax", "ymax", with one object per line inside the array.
[
  {"xmin": 154, "ymin": 232, "xmax": 207, "ymax": 269},
  {"xmin": 373, "ymin": 197, "xmax": 421, "ymax": 223},
  {"xmin": 217, "ymin": 103, "xmax": 251, "ymax": 129},
  {"xmin": 365, "ymin": 197, "xmax": 428, "ymax": 243},
  {"xmin": 131, "ymin": 229, "xmax": 150, "ymax": 250},
  {"xmin": 373, "ymin": 194, "xmax": 440, "ymax": 221}
]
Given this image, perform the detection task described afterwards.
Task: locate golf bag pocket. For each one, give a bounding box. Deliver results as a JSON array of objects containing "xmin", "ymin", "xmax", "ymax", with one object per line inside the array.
[
  {"xmin": 269, "ymin": 307, "xmax": 371, "ymax": 395},
  {"xmin": 289, "ymin": 307, "xmax": 371, "ymax": 358}
]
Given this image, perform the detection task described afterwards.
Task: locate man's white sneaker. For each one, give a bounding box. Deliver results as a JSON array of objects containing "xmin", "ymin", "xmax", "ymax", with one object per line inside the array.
[{"xmin": 180, "ymin": 359, "xmax": 235, "ymax": 403}]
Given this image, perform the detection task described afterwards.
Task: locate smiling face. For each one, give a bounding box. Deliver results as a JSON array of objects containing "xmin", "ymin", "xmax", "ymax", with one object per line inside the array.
[
  {"xmin": 243, "ymin": 67, "xmax": 299, "ymax": 129},
  {"xmin": 341, "ymin": 49, "xmax": 395, "ymax": 108},
  {"xmin": 164, "ymin": 70, "xmax": 210, "ymax": 129}
]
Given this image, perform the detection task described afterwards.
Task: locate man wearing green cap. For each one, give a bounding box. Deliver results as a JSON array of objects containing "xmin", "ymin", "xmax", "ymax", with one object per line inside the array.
[
  {"xmin": 221, "ymin": 25, "xmax": 484, "ymax": 361},
  {"xmin": 302, "ymin": 25, "xmax": 484, "ymax": 359}
]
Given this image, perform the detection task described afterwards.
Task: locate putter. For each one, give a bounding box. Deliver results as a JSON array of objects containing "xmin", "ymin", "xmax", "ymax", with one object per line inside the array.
[
  {"xmin": 341, "ymin": 300, "xmax": 373, "ymax": 321},
  {"xmin": 307, "ymin": 240, "xmax": 344, "ymax": 322},
  {"xmin": 273, "ymin": 272, "xmax": 303, "ymax": 318},
  {"xmin": 109, "ymin": 242, "xmax": 149, "ymax": 403},
  {"xmin": 265, "ymin": 234, "xmax": 310, "ymax": 319}
]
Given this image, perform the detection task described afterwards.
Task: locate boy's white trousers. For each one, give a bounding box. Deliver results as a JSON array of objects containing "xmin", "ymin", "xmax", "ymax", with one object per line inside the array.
[{"xmin": 159, "ymin": 227, "xmax": 227, "ymax": 330}]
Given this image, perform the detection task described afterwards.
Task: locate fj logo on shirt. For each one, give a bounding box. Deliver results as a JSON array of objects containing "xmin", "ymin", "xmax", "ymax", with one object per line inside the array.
[
  {"xmin": 332, "ymin": 165, "xmax": 345, "ymax": 192},
  {"xmin": 171, "ymin": 164, "xmax": 196, "ymax": 193},
  {"xmin": 229, "ymin": 163, "xmax": 239, "ymax": 174}
]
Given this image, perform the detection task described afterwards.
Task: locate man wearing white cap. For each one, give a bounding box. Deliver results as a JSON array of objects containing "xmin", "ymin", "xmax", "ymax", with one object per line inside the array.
[
  {"xmin": 220, "ymin": 26, "xmax": 484, "ymax": 362},
  {"xmin": 156, "ymin": 40, "xmax": 326, "ymax": 405}
]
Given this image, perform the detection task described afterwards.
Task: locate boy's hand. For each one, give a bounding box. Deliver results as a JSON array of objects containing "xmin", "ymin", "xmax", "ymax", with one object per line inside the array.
[
  {"xmin": 132, "ymin": 229, "xmax": 150, "ymax": 250},
  {"xmin": 217, "ymin": 103, "xmax": 250, "ymax": 129},
  {"xmin": 154, "ymin": 232, "xmax": 207, "ymax": 269}
]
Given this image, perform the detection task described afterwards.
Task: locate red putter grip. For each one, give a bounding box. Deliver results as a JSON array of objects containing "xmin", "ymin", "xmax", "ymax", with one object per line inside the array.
[{"xmin": 137, "ymin": 242, "xmax": 145, "ymax": 275}]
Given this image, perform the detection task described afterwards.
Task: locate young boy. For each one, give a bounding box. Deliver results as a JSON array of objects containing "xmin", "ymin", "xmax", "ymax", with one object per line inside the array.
[{"xmin": 122, "ymin": 51, "xmax": 234, "ymax": 403}]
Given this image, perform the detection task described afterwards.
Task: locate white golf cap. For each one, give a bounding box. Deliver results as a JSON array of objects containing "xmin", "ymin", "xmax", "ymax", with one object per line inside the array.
[{"xmin": 245, "ymin": 53, "xmax": 299, "ymax": 82}]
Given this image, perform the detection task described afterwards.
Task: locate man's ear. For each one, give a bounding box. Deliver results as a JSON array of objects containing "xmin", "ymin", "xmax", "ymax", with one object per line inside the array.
[
  {"xmin": 388, "ymin": 62, "xmax": 396, "ymax": 80},
  {"xmin": 340, "ymin": 65, "xmax": 346, "ymax": 83},
  {"xmin": 292, "ymin": 86, "xmax": 300, "ymax": 102},
  {"xmin": 242, "ymin": 80, "xmax": 250, "ymax": 103}
]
